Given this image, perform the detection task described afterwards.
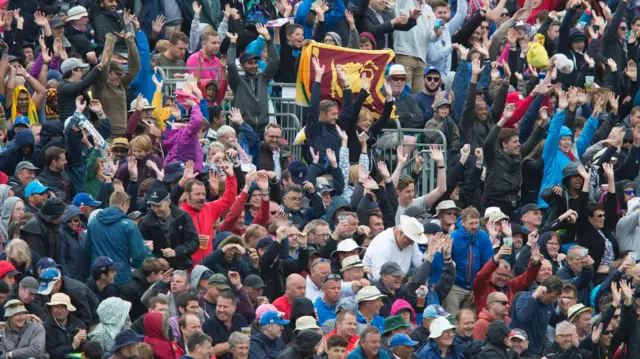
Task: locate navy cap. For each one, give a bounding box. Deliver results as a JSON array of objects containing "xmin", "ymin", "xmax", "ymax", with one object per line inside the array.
[
  {"xmin": 147, "ymin": 188, "xmax": 170, "ymax": 205},
  {"xmin": 521, "ymin": 203, "xmax": 541, "ymax": 216},
  {"xmin": 36, "ymin": 257, "xmax": 61, "ymax": 270},
  {"xmin": 256, "ymin": 237, "xmax": 275, "ymax": 250},
  {"xmin": 424, "ymin": 66, "xmax": 441, "ymax": 76},
  {"xmin": 424, "ymin": 222, "xmax": 442, "ymax": 235},
  {"xmin": 239, "ymin": 52, "xmax": 260, "ymax": 64},
  {"xmin": 92, "ymin": 256, "xmax": 122, "ymax": 273},
  {"xmin": 72, "ymin": 192, "xmax": 102, "ymax": 207},
  {"xmin": 163, "ymin": 162, "xmax": 185, "ymax": 183},
  {"xmin": 287, "ymin": 161, "xmax": 308, "ymax": 185},
  {"xmin": 244, "ymin": 274, "xmax": 266, "ymax": 289}
]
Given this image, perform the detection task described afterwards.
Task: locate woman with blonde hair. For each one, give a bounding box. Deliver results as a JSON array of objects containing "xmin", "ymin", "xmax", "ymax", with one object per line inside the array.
[
  {"xmin": 0, "ymin": 238, "xmax": 38, "ymax": 277},
  {"xmin": 115, "ymin": 135, "xmax": 164, "ymax": 186}
]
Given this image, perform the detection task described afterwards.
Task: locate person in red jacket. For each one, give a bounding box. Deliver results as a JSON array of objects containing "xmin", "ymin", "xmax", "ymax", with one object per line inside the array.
[
  {"xmin": 218, "ymin": 171, "xmax": 270, "ymax": 235},
  {"xmin": 143, "ymin": 311, "xmax": 176, "ymax": 359},
  {"xmin": 179, "ymin": 160, "xmax": 237, "ymax": 265},
  {"xmin": 472, "ymin": 242, "xmax": 542, "ymax": 315}
]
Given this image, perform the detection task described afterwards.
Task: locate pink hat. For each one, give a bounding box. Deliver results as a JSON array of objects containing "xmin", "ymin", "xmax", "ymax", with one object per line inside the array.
[{"xmin": 255, "ymin": 304, "xmax": 278, "ymax": 319}]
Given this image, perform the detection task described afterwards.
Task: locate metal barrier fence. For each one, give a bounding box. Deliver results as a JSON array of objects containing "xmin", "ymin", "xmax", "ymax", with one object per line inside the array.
[
  {"xmin": 155, "ymin": 66, "xmax": 221, "ymax": 96},
  {"xmin": 156, "ymin": 68, "xmax": 446, "ymax": 197}
]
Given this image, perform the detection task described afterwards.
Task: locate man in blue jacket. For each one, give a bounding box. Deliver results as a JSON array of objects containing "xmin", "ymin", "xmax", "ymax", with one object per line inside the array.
[
  {"xmin": 510, "ymin": 275, "xmax": 563, "ymax": 356},
  {"xmin": 248, "ymin": 311, "xmax": 288, "ymax": 358},
  {"xmin": 435, "ymin": 207, "xmax": 493, "ymax": 317},
  {"xmin": 85, "ymin": 191, "xmax": 150, "ymax": 286}
]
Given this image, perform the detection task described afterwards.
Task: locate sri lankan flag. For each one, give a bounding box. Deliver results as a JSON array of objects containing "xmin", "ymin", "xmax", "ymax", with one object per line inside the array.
[{"xmin": 296, "ymin": 41, "xmax": 395, "ymax": 115}]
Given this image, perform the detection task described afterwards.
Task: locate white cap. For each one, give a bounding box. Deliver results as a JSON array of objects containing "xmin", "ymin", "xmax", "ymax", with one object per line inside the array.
[
  {"xmin": 129, "ymin": 97, "xmax": 156, "ymax": 112},
  {"xmin": 484, "ymin": 207, "xmax": 501, "ymax": 218},
  {"xmin": 330, "ymin": 238, "xmax": 363, "ymax": 258},
  {"xmin": 67, "ymin": 6, "xmax": 89, "ymax": 21},
  {"xmin": 400, "ymin": 215, "xmax": 428, "ymax": 244},
  {"xmin": 428, "ymin": 317, "xmax": 456, "ymax": 339},
  {"xmin": 355, "ymin": 286, "xmax": 386, "ymax": 303}
]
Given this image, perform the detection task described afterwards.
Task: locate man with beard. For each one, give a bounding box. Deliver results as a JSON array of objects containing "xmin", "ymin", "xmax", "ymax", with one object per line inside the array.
[
  {"xmin": 186, "ymin": 28, "xmax": 222, "ymax": 80},
  {"xmin": 227, "ymin": 25, "xmax": 279, "ymax": 133},
  {"xmin": 416, "ymin": 67, "xmax": 441, "ymax": 122},
  {"xmin": 36, "ymin": 146, "xmax": 74, "ymax": 202}
]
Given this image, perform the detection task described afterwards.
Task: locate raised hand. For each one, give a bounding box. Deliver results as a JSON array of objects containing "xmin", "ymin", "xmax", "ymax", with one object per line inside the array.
[
  {"xmin": 336, "ymin": 64, "xmax": 349, "ymax": 88},
  {"xmin": 229, "ymin": 107, "xmax": 244, "ymax": 126},
  {"xmin": 127, "ymin": 156, "xmax": 139, "ymax": 180},
  {"xmin": 312, "ymin": 56, "xmax": 325, "ymax": 79},
  {"xmin": 326, "ymin": 148, "xmax": 337, "ymax": 167},
  {"xmin": 226, "ymin": 32, "xmax": 238, "ymax": 43},
  {"xmin": 361, "ymin": 176, "xmax": 380, "ymax": 190},
  {"xmin": 378, "ymin": 160, "xmax": 390, "ymax": 181},
  {"xmin": 602, "ymin": 162, "xmax": 614, "ymax": 180},
  {"xmin": 256, "ymin": 23, "xmax": 269, "ymax": 38},
  {"xmin": 34, "ymin": 11, "xmax": 49, "ymax": 28},
  {"xmin": 383, "ymin": 80, "xmax": 392, "ymax": 100},
  {"xmin": 459, "ymin": 144, "xmax": 470, "ymax": 163},
  {"xmin": 591, "ymin": 323, "xmax": 603, "ymax": 344},
  {"xmin": 471, "ymin": 58, "xmax": 485, "ymax": 77},
  {"xmin": 152, "ymin": 15, "xmax": 166, "ymax": 34},
  {"xmin": 192, "ymin": 1, "xmax": 202, "ymax": 17},
  {"xmin": 310, "ymin": 147, "xmax": 320, "ymax": 164},
  {"xmin": 89, "ymin": 99, "xmax": 104, "ymax": 114},
  {"xmin": 344, "ymin": 10, "xmax": 355, "ymax": 28},
  {"xmin": 429, "ymin": 145, "xmax": 444, "ymax": 165},
  {"xmin": 607, "ymin": 58, "xmax": 618, "ymax": 72},
  {"xmin": 627, "ymin": 60, "xmax": 638, "ymax": 81},
  {"xmin": 361, "ymin": 72, "xmax": 371, "ymax": 92},
  {"xmin": 75, "ymin": 96, "xmax": 86, "ymax": 113},
  {"xmin": 557, "ymin": 90, "xmax": 569, "ymax": 110}
]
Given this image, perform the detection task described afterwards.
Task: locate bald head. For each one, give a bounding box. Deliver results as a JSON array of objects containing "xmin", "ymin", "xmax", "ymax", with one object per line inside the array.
[{"xmin": 285, "ymin": 274, "xmax": 306, "ymax": 301}]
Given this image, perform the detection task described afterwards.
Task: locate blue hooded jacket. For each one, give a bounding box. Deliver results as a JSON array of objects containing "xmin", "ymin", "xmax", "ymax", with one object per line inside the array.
[
  {"xmin": 430, "ymin": 217, "xmax": 493, "ymax": 290},
  {"xmin": 509, "ymin": 291, "xmax": 553, "ymax": 356},
  {"xmin": 85, "ymin": 207, "xmax": 149, "ymax": 286},
  {"xmin": 538, "ymin": 109, "xmax": 598, "ymax": 207}
]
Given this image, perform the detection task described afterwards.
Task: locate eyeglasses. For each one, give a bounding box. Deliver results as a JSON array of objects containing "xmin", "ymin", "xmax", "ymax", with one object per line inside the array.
[
  {"xmin": 612, "ymin": 314, "xmax": 620, "ymax": 319},
  {"xmin": 626, "ymin": 190, "xmax": 636, "ymax": 196},
  {"xmin": 602, "ymin": 330, "xmax": 613, "ymax": 335},
  {"xmin": 425, "ymin": 76, "xmax": 440, "ymax": 82},
  {"xmin": 285, "ymin": 196, "xmax": 303, "ymax": 202},
  {"xmin": 489, "ymin": 300, "xmax": 509, "ymax": 306},
  {"xmin": 313, "ymin": 232, "xmax": 330, "ymax": 238},
  {"xmin": 591, "ymin": 213, "xmax": 606, "ymax": 219}
]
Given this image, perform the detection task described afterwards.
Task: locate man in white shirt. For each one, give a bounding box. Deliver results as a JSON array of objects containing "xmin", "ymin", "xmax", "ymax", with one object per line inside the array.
[
  {"xmin": 305, "ymin": 259, "xmax": 357, "ymax": 302},
  {"xmin": 363, "ymin": 215, "xmax": 427, "ymax": 283}
]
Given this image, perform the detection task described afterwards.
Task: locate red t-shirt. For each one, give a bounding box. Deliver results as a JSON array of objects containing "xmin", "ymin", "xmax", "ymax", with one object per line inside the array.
[
  {"xmin": 273, "ymin": 295, "xmax": 293, "ymax": 319},
  {"xmin": 325, "ymin": 329, "xmax": 359, "ymax": 356}
]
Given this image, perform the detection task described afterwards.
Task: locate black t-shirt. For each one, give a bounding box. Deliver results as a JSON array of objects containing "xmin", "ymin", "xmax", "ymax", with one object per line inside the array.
[{"xmin": 202, "ymin": 313, "xmax": 248, "ymax": 359}]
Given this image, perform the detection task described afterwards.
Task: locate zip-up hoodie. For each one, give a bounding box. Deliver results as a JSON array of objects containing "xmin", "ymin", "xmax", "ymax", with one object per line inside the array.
[{"xmin": 445, "ymin": 217, "xmax": 493, "ymax": 290}]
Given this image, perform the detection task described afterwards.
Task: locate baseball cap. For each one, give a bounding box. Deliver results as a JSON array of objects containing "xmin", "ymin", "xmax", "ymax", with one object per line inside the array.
[
  {"xmin": 429, "ymin": 317, "xmax": 456, "ymax": 339},
  {"xmin": 39, "ymin": 268, "xmax": 61, "ymax": 295},
  {"xmin": 7, "ymin": 55, "xmax": 18, "ymax": 63},
  {"xmin": 389, "ymin": 333, "xmax": 418, "ymax": 348},
  {"xmin": 240, "ymin": 52, "xmax": 260, "ymax": 64},
  {"xmin": 25, "ymin": 180, "xmax": 49, "ymax": 197},
  {"xmin": 316, "ymin": 183, "xmax": 334, "ymax": 194},
  {"xmin": 510, "ymin": 328, "xmax": 528, "ymax": 341},
  {"xmin": 0, "ymin": 261, "xmax": 19, "ymax": 278},
  {"xmin": 259, "ymin": 311, "xmax": 290, "ymax": 326},
  {"xmin": 36, "ymin": 257, "xmax": 61, "ymax": 271},
  {"xmin": 287, "ymin": 161, "xmax": 308, "ymax": 185},
  {"xmin": 147, "ymin": 188, "xmax": 170, "ymax": 205},
  {"xmin": 15, "ymin": 161, "xmax": 39, "ymax": 174},
  {"xmin": 424, "ymin": 222, "xmax": 442, "ymax": 235},
  {"xmin": 243, "ymin": 274, "xmax": 266, "ymax": 289},
  {"xmin": 61, "ymin": 58, "xmax": 89, "ymax": 75},
  {"xmin": 423, "ymin": 304, "xmax": 450, "ymax": 319},
  {"xmin": 19, "ymin": 277, "xmax": 39, "ymax": 294},
  {"xmin": 521, "ymin": 203, "xmax": 541, "ymax": 216},
  {"xmin": 207, "ymin": 274, "xmax": 230, "ymax": 289},
  {"xmin": 423, "ymin": 66, "xmax": 441, "ymax": 76},
  {"xmin": 72, "ymin": 192, "xmax": 102, "ymax": 207},
  {"xmin": 399, "ymin": 215, "xmax": 428, "ymax": 244},
  {"xmin": 92, "ymin": 256, "xmax": 122, "ymax": 273},
  {"xmin": 49, "ymin": 16, "xmax": 64, "ymax": 29},
  {"xmin": 403, "ymin": 206, "xmax": 429, "ymax": 221},
  {"xmin": 380, "ymin": 261, "xmax": 403, "ymax": 277},
  {"xmin": 13, "ymin": 116, "xmax": 30, "ymax": 128},
  {"xmin": 128, "ymin": 211, "xmax": 143, "ymax": 220}
]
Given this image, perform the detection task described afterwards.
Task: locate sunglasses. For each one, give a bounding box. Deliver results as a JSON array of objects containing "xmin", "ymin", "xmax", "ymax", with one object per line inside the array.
[
  {"xmin": 626, "ymin": 190, "xmax": 636, "ymax": 196},
  {"xmin": 425, "ymin": 76, "xmax": 440, "ymax": 82},
  {"xmin": 443, "ymin": 211, "xmax": 457, "ymax": 216},
  {"xmin": 325, "ymin": 273, "xmax": 342, "ymax": 282},
  {"xmin": 489, "ymin": 300, "xmax": 509, "ymax": 305},
  {"xmin": 592, "ymin": 214, "xmax": 606, "ymax": 219},
  {"xmin": 603, "ymin": 330, "xmax": 613, "ymax": 335},
  {"xmin": 390, "ymin": 77, "xmax": 406, "ymax": 82},
  {"xmin": 621, "ymin": 26, "xmax": 628, "ymax": 31}
]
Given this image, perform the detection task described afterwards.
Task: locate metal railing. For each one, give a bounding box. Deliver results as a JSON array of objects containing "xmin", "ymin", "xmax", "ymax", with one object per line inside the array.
[
  {"xmin": 155, "ymin": 66, "xmax": 222, "ymax": 96},
  {"xmin": 375, "ymin": 125, "xmax": 447, "ymax": 197}
]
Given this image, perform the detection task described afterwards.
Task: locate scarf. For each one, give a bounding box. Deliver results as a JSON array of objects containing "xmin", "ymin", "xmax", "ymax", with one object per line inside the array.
[
  {"xmin": 563, "ymin": 149, "xmax": 576, "ymax": 162},
  {"xmin": 11, "ymin": 86, "xmax": 39, "ymax": 125},
  {"xmin": 45, "ymin": 88, "xmax": 59, "ymax": 122}
]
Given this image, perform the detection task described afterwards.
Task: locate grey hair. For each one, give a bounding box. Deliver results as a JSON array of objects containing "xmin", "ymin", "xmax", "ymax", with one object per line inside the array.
[
  {"xmin": 567, "ymin": 245, "xmax": 585, "ymax": 259},
  {"xmin": 304, "ymin": 219, "xmax": 330, "ymax": 234},
  {"xmin": 216, "ymin": 125, "xmax": 236, "ymax": 139},
  {"xmin": 556, "ymin": 321, "xmax": 575, "ymax": 333},
  {"xmin": 228, "ymin": 332, "xmax": 250, "ymax": 350}
]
